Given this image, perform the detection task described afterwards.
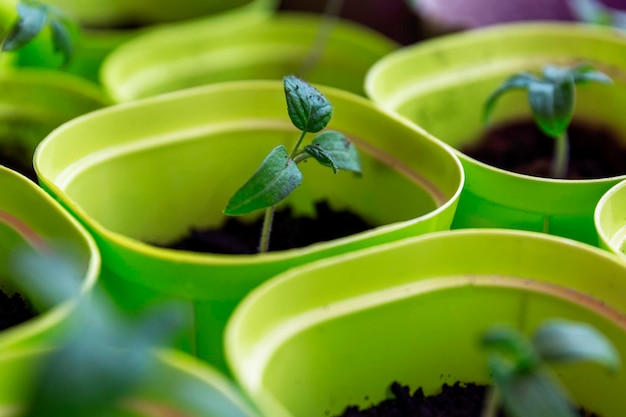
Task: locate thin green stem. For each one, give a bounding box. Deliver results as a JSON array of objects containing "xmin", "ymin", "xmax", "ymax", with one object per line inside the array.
[
  {"xmin": 258, "ymin": 206, "xmax": 275, "ymax": 253},
  {"xmin": 551, "ymin": 131, "xmax": 569, "ymax": 179},
  {"xmin": 292, "ymin": 150, "xmax": 310, "ymax": 164},
  {"xmin": 258, "ymin": 131, "xmax": 308, "ymax": 254},
  {"xmin": 290, "ymin": 130, "xmax": 307, "ymax": 158},
  {"xmin": 299, "ymin": 0, "xmax": 345, "ymax": 79},
  {"xmin": 481, "ymin": 387, "xmax": 501, "ymax": 417}
]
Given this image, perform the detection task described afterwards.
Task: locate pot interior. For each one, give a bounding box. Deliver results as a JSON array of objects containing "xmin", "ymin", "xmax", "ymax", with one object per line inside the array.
[{"xmin": 56, "ymin": 124, "xmax": 437, "ymax": 245}]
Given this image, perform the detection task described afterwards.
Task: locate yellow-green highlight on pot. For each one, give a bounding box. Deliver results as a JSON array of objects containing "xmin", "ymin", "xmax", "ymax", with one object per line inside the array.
[
  {"xmin": 42, "ymin": 0, "xmax": 277, "ymax": 29},
  {"xmin": 0, "ymin": 348, "xmax": 262, "ymax": 417},
  {"xmin": 225, "ymin": 229, "xmax": 626, "ymax": 417},
  {"xmin": 0, "ymin": 166, "xmax": 100, "ymax": 353},
  {"xmin": 365, "ymin": 22, "xmax": 626, "ymax": 246},
  {"xmin": 101, "ymin": 11, "xmax": 398, "ymax": 102},
  {"xmin": 595, "ymin": 178, "xmax": 626, "ymax": 259},
  {"xmin": 34, "ymin": 79, "xmax": 463, "ymax": 372}
]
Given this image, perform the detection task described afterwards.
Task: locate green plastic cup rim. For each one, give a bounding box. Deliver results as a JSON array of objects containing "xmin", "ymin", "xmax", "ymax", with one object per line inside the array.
[
  {"xmin": 0, "ymin": 68, "xmax": 112, "ymax": 105},
  {"xmin": 595, "ymin": 178, "xmax": 626, "ymax": 253},
  {"xmin": 0, "ymin": 167, "xmax": 100, "ymax": 348},
  {"xmin": 226, "ymin": 227, "xmax": 626, "ymax": 328},
  {"xmin": 365, "ymin": 21, "xmax": 626, "ymax": 184},
  {"xmin": 224, "ymin": 228, "xmax": 626, "ymax": 395},
  {"xmin": 35, "ymin": 79, "xmax": 464, "ymax": 266}
]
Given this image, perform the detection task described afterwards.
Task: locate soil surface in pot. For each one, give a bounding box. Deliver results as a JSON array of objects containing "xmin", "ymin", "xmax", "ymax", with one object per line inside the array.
[
  {"xmin": 336, "ymin": 381, "xmax": 598, "ymax": 417},
  {"xmin": 0, "ymin": 143, "xmax": 37, "ymax": 182},
  {"xmin": 0, "ymin": 288, "xmax": 36, "ymax": 330},
  {"xmin": 461, "ymin": 119, "xmax": 626, "ymax": 179},
  {"xmin": 156, "ymin": 200, "xmax": 374, "ymax": 254}
]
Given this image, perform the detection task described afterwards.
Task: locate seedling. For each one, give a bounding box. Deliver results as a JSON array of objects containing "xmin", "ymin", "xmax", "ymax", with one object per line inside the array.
[
  {"xmin": 9, "ymin": 250, "xmax": 188, "ymax": 417},
  {"xmin": 483, "ymin": 64, "xmax": 612, "ymax": 178},
  {"xmin": 0, "ymin": 0, "xmax": 76, "ymax": 65},
  {"xmin": 224, "ymin": 75, "xmax": 362, "ymax": 253},
  {"xmin": 481, "ymin": 319, "xmax": 620, "ymax": 417},
  {"xmin": 568, "ymin": 0, "xmax": 626, "ymax": 28}
]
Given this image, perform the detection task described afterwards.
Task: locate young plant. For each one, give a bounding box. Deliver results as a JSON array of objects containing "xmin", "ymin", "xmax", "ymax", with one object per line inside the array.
[
  {"xmin": 9, "ymin": 250, "xmax": 188, "ymax": 417},
  {"xmin": 568, "ymin": 0, "xmax": 626, "ymax": 29},
  {"xmin": 481, "ymin": 319, "xmax": 620, "ymax": 417},
  {"xmin": 483, "ymin": 64, "xmax": 612, "ymax": 179},
  {"xmin": 224, "ymin": 75, "xmax": 362, "ymax": 253},
  {"xmin": 0, "ymin": 0, "xmax": 76, "ymax": 65}
]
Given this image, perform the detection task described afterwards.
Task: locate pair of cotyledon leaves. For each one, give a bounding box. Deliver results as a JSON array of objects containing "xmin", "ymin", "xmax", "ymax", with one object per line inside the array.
[
  {"xmin": 484, "ymin": 64, "xmax": 612, "ymax": 138},
  {"xmin": 225, "ymin": 75, "xmax": 362, "ymax": 216},
  {"xmin": 483, "ymin": 319, "xmax": 620, "ymax": 417},
  {"xmin": 2, "ymin": 0, "xmax": 74, "ymax": 65}
]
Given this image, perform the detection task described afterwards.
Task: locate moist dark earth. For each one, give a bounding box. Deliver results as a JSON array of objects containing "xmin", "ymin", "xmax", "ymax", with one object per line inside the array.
[
  {"xmin": 461, "ymin": 119, "xmax": 626, "ymax": 179},
  {"xmin": 156, "ymin": 201, "xmax": 374, "ymax": 254},
  {"xmin": 335, "ymin": 382, "xmax": 599, "ymax": 417},
  {"xmin": 0, "ymin": 288, "xmax": 36, "ymax": 330}
]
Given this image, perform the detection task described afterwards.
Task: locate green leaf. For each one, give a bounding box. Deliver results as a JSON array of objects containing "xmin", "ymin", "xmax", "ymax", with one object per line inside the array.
[
  {"xmin": 482, "ymin": 325, "xmax": 539, "ymax": 373},
  {"xmin": 483, "ymin": 73, "xmax": 537, "ymax": 125},
  {"xmin": 569, "ymin": 64, "xmax": 613, "ymax": 85},
  {"xmin": 567, "ymin": 0, "xmax": 618, "ymax": 26},
  {"xmin": 490, "ymin": 359, "xmax": 578, "ymax": 417},
  {"xmin": 306, "ymin": 130, "xmax": 362, "ymax": 174},
  {"xmin": 48, "ymin": 12, "xmax": 74, "ymax": 65},
  {"xmin": 527, "ymin": 76, "xmax": 575, "ymax": 138},
  {"xmin": 303, "ymin": 144, "xmax": 338, "ymax": 173},
  {"xmin": 224, "ymin": 145, "xmax": 303, "ymax": 216},
  {"xmin": 2, "ymin": 1, "xmax": 76, "ymax": 64},
  {"xmin": 3, "ymin": 1, "xmax": 47, "ymax": 52},
  {"xmin": 283, "ymin": 75, "xmax": 332, "ymax": 133},
  {"xmin": 532, "ymin": 319, "xmax": 621, "ymax": 371}
]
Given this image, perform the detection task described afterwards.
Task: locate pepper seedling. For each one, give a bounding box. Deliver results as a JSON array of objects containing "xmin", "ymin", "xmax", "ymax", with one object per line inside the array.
[
  {"xmin": 483, "ymin": 64, "xmax": 612, "ymax": 179},
  {"xmin": 224, "ymin": 75, "xmax": 362, "ymax": 253},
  {"xmin": 0, "ymin": 0, "xmax": 76, "ymax": 66},
  {"xmin": 481, "ymin": 319, "xmax": 620, "ymax": 417}
]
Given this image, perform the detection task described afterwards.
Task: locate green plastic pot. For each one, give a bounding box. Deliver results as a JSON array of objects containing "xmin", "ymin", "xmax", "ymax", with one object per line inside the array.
[
  {"xmin": 365, "ymin": 22, "xmax": 626, "ymax": 245},
  {"xmin": 0, "ymin": 347, "xmax": 261, "ymax": 417},
  {"xmin": 1, "ymin": 0, "xmax": 276, "ymax": 84},
  {"xmin": 0, "ymin": 69, "xmax": 109, "ymax": 180},
  {"xmin": 43, "ymin": 0, "xmax": 277, "ymax": 28},
  {"xmin": 34, "ymin": 80, "xmax": 463, "ymax": 372},
  {"xmin": 101, "ymin": 11, "xmax": 398, "ymax": 102},
  {"xmin": 225, "ymin": 229, "xmax": 626, "ymax": 417},
  {"xmin": 4, "ymin": 28, "xmax": 142, "ymax": 84},
  {"xmin": 595, "ymin": 178, "xmax": 626, "ymax": 259},
  {"xmin": 0, "ymin": 165, "xmax": 99, "ymax": 352}
]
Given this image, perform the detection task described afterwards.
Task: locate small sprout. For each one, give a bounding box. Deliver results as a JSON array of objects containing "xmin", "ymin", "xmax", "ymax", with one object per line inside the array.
[
  {"xmin": 2, "ymin": 0, "xmax": 77, "ymax": 66},
  {"xmin": 9, "ymin": 250, "xmax": 187, "ymax": 417},
  {"xmin": 224, "ymin": 75, "xmax": 362, "ymax": 253},
  {"xmin": 481, "ymin": 319, "xmax": 620, "ymax": 417},
  {"xmin": 568, "ymin": 0, "xmax": 626, "ymax": 29},
  {"xmin": 483, "ymin": 64, "xmax": 612, "ymax": 179}
]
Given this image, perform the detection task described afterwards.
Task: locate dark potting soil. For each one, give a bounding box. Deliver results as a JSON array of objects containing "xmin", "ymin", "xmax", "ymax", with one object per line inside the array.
[
  {"xmin": 0, "ymin": 143, "xmax": 37, "ymax": 182},
  {"xmin": 336, "ymin": 381, "xmax": 598, "ymax": 417},
  {"xmin": 0, "ymin": 288, "xmax": 36, "ymax": 330},
  {"xmin": 461, "ymin": 119, "xmax": 626, "ymax": 180},
  {"xmin": 157, "ymin": 201, "xmax": 374, "ymax": 255}
]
